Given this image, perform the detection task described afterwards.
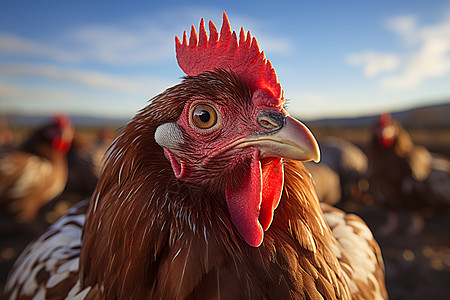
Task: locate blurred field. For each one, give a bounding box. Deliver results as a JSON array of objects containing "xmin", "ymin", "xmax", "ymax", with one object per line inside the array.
[
  {"xmin": 311, "ymin": 125, "xmax": 450, "ymax": 300},
  {"xmin": 1, "ymin": 115, "xmax": 450, "ymax": 299}
]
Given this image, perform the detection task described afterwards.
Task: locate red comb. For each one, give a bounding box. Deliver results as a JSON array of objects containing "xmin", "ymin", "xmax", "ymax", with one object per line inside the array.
[
  {"xmin": 52, "ymin": 114, "xmax": 72, "ymax": 129},
  {"xmin": 175, "ymin": 12, "xmax": 283, "ymax": 99},
  {"xmin": 378, "ymin": 113, "xmax": 392, "ymax": 127}
]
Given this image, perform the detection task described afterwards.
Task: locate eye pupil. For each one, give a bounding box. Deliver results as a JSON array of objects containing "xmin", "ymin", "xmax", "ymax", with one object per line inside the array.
[
  {"xmin": 192, "ymin": 104, "xmax": 218, "ymax": 129},
  {"xmin": 199, "ymin": 110, "xmax": 210, "ymax": 123}
]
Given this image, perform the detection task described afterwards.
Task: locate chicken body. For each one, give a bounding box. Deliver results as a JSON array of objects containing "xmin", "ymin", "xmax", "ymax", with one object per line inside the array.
[
  {"xmin": 368, "ymin": 115, "xmax": 450, "ymax": 235},
  {"xmin": 5, "ymin": 70, "xmax": 387, "ymax": 299},
  {"xmin": 0, "ymin": 117, "xmax": 73, "ymax": 221}
]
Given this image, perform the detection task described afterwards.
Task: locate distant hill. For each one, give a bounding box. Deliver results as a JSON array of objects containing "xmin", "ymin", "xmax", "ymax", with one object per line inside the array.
[
  {"xmin": 3, "ymin": 113, "xmax": 129, "ymax": 129},
  {"xmin": 3, "ymin": 102, "xmax": 450, "ymax": 130},
  {"xmin": 304, "ymin": 102, "xmax": 450, "ymax": 130}
]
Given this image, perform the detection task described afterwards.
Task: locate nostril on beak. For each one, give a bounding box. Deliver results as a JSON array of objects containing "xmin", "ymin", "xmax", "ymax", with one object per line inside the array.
[{"xmin": 257, "ymin": 111, "xmax": 285, "ymax": 131}]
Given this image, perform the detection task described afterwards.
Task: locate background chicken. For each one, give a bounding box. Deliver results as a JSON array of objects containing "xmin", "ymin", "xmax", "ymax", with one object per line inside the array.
[
  {"xmin": 367, "ymin": 113, "xmax": 450, "ymax": 236},
  {"xmin": 39, "ymin": 132, "xmax": 99, "ymax": 224},
  {"xmin": 305, "ymin": 136, "xmax": 369, "ymax": 206},
  {"xmin": 5, "ymin": 13, "xmax": 387, "ymax": 299},
  {"xmin": 0, "ymin": 115, "xmax": 74, "ymax": 222},
  {"xmin": 320, "ymin": 137, "xmax": 369, "ymax": 202},
  {"xmin": 0, "ymin": 117, "xmax": 102, "ymax": 293}
]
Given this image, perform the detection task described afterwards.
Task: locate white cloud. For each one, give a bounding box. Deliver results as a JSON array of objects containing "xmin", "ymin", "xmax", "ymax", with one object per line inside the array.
[
  {"xmin": 346, "ymin": 51, "xmax": 400, "ymax": 77},
  {"xmin": 381, "ymin": 38, "xmax": 450, "ymax": 89},
  {"xmin": 0, "ymin": 32, "xmax": 79, "ymax": 62},
  {"xmin": 0, "ymin": 21, "xmax": 175, "ymax": 65},
  {"xmin": 385, "ymin": 15, "xmax": 418, "ymax": 44},
  {"xmin": 0, "ymin": 63, "xmax": 176, "ymax": 94},
  {"xmin": 66, "ymin": 23, "xmax": 175, "ymax": 65},
  {"xmin": 347, "ymin": 11, "xmax": 450, "ymax": 89}
]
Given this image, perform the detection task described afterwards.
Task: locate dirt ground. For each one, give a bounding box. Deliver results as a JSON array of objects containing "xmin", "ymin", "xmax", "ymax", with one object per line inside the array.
[
  {"xmin": 321, "ymin": 127, "xmax": 450, "ymax": 300},
  {"xmin": 340, "ymin": 201, "xmax": 450, "ymax": 300}
]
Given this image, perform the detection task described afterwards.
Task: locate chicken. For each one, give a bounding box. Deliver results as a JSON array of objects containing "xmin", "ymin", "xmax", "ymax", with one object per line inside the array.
[
  {"xmin": 320, "ymin": 137, "xmax": 369, "ymax": 202},
  {"xmin": 367, "ymin": 113, "xmax": 450, "ymax": 236},
  {"xmin": 0, "ymin": 115, "xmax": 74, "ymax": 222},
  {"xmin": 39, "ymin": 132, "xmax": 99, "ymax": 225},
  {"xmin": 305, "ymin": 137, "xmax": 369, "ymax": 206},
  {"xmin": 5, "ymin": 13, "xmax": 387, "ymax": 299},
  {"xmin": 64, "ymin": 133, "xmax": 98, "ymax": 200}
]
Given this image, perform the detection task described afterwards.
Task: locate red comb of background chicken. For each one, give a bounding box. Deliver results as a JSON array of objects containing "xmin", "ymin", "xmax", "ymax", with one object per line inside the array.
[
  {"xmin": 378, "ymin": 113, "xmax": 391, "ymax": 127},
  {"xmin": 51, "ymin": 114, "xmax": 73, "ymax": 153},
  {"xmin": 377, "ymin": 113, "xmax": 395, "ymax": 148},
  {"xmin": 175, "ymin": 12, "xmax": 283, "ymax": 99},
  {"xmin": 52, "ymin": 114, "xmax": 72, "ymax": 129}
]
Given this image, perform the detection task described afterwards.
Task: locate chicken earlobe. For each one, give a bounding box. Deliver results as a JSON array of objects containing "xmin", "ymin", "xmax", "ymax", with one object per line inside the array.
[
  {"xmin": 154, "ymin": 122, "xmax": 185, "ymax": 150},
  {"xmin": 225, "ymin": 149, "xmax": 283, "ymax": 247}
]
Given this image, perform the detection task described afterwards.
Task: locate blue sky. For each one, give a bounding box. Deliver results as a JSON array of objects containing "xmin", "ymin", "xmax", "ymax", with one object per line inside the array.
[{"xmin": 1, "ymin": 0, "xmax": 450, "ymax": 120}]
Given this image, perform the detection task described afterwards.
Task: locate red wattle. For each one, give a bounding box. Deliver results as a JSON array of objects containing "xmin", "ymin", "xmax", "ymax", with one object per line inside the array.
[
  {"xmin": 381, "ymin": 136, "xmax": 394, "ymax": 148},
  {"xmin": 225, "ymin": 150, "xmax": 263, "ymax": 247},
  {"xmin": 225, "ymin": 150, "xmax": 284, "ymax": 247},
  {"xmin": 52, "ymin": 137, "xmax": 71, "ymax": 154},
  {"xmin": 259, "ymin": 158, "xmax": 283, "ymax": 231}
]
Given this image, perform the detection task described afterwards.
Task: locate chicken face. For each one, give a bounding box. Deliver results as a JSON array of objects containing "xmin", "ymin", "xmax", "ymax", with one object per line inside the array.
[
  {"xmin": 155, "ymin": 69, "xmax": 320, "ymax": 247},
  {"xmin": 48, "ymin": 115, "xmax": 74, "ymax": 153}
]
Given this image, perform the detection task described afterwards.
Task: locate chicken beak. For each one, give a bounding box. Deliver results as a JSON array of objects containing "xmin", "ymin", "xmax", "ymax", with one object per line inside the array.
[{"xmin": 236, "ymin": 115, "xmax": 321, "ymax": 163}]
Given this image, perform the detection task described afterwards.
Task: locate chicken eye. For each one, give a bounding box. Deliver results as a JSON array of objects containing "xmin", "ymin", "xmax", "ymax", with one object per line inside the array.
[{"xmin": 192, "ymin": 104, "xmax": 217, "ymax": 129}]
